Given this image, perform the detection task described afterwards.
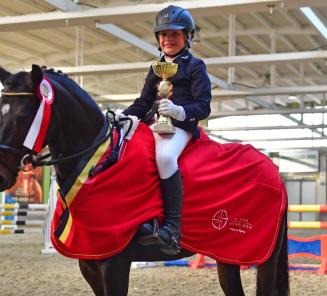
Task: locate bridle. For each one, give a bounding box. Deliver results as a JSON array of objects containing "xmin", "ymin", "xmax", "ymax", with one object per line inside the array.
[
  {"xmin": 1, "ymin": 92, "xmax": 35, "ymax": 96},
  {"xmin": 0, "ymin": 91, "xmax": 133, "ymax": 176},
  {"xmin": 0, "ymin": 91, "xmax": 132, "ymax": 172}
]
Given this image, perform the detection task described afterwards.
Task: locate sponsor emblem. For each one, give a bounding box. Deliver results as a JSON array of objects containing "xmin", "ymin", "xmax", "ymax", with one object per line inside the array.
[
  {"xmin": 212, "ymin": 209, "xmax": 253, "ymax": 234},
  {"xmin": 212, "ymin": 209, "xmax": 228, "ymax": 230}
]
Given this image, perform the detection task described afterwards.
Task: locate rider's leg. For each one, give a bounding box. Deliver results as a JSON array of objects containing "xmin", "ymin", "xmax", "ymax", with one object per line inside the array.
[
  {"xmin": 137, "ymin": 172, "xmax": 183, "ymax": 252},
  {"xmin": 138, "ymin": 128, "xmax": 190, "ymax": 255},
  {"xmin": 155, "ymin": 129, "xmax": 190, "ymax": 254},
  {"xmin": 157, "ymin": 169, "xmax": 183, "ymax": 255}
]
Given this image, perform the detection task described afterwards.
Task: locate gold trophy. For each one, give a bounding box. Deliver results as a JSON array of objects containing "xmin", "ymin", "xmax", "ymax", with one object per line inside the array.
[{"xmin": 152, "ymin": 61, "xmax": 178, "ymax": 134}]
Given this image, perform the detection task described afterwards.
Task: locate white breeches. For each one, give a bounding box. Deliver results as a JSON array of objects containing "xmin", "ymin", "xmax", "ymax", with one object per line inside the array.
[{"xmin": 152, "ymin": 127, "xmax": 191, "ymax": 179}]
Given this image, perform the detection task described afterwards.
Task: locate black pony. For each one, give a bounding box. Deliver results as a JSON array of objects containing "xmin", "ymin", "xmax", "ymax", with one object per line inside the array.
[{"xmin": 0, "ymin": 65, "xmax": 289, "ymax": 296}]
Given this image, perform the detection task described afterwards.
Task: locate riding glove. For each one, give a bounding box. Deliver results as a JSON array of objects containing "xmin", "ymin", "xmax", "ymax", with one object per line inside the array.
[{"xmin": 158, "ymin": 99, "xmax": 186, "ymax": 121}]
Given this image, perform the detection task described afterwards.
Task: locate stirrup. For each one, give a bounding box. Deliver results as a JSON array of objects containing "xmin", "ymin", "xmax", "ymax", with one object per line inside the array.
[
  {"xmin": 137, "ymin": 218, "xmax": 161, "ymax": 246},
  {"xmin": 158, "ymin": 225, "xmax": 181, "ymax": 256}
]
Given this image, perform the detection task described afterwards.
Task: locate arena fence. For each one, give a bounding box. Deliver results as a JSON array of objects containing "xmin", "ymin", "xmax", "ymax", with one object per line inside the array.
[{"xmin": 0, "ymin": 175, "xmax": 57, "ymax": 254}]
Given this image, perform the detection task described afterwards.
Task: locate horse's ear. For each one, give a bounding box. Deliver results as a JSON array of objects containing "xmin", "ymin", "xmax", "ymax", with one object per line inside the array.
[
  {"xmin": 30, "ymin": 64, "xmax": 43, "ymax": 90},
  {"xmin": 0, "ymin": 67, "xmax": 12, "ymax": 84}
]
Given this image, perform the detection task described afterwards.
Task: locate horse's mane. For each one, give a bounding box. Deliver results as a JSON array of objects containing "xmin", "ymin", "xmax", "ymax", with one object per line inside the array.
[{"xmin": 43, "ymin": 69, "xmax": 103, "ymax": 116}]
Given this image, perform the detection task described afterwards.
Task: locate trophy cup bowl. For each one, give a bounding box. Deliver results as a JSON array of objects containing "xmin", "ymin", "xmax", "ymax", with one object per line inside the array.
[{"xmin": 152, "ymin": 62, "xmax": 178, "ymax": 134}]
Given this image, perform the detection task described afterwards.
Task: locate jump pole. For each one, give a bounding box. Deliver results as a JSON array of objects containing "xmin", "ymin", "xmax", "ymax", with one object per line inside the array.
[
  {"xmin": 0, "ymin": 210, "xmax": 48, "ymax": 217},
  {"xmin": 288, "ymin": 221, "xmax": 327, "ymax": 229},
  {"xmin": 288, "ymin": 204, "xmax": 327, "ymax": 212},
  {"xmin": 0, "ymin": 220, "xmax": 45, "ymax": 226},
  {"xmin": 0, "ymin": 203, "xmax": 48, "ymax": 210}
]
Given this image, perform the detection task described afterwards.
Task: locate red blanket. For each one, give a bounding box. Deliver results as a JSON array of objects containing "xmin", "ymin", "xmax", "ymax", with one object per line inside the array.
[{"xmin": 51, "ymin": 123, "xmax": 286, "ymax": 265}]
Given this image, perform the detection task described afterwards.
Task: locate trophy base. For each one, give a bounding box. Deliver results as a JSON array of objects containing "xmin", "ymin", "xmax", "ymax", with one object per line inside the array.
[{"xmin": 152, "ymin": 123, "xmax": 176, "ymax": 134}]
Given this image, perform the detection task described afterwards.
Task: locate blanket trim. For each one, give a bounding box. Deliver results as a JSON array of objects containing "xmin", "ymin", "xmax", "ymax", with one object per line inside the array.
[{"xmin": 54, "ymin": 134, "xmax": 111, "ymax": 245}]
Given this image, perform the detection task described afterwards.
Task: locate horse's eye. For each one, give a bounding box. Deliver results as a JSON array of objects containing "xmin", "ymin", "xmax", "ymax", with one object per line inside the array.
[{"xmin": 4, "ymin": 80, "xmax": 14, "ymax": 89}]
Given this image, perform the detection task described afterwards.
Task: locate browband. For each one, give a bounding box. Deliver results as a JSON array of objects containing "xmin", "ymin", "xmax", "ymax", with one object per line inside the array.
[{"xmin": 1, "ymin": 91, "xmax": 35, "ymax": 96}]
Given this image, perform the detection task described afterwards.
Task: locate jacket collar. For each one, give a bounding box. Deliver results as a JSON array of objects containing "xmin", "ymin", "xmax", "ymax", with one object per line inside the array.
[{"xmin": 160, "ymin": 49, "xmax": 192, "ymax": 64}]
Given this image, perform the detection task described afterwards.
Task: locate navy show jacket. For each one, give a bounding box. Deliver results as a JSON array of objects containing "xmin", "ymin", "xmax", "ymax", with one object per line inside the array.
[{"xmin": 123, "ymin": 50, "xmax": 212, "ymax": 139}]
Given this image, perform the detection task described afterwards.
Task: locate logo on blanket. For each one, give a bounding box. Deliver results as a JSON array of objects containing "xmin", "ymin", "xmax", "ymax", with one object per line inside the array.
[
  {"xmin": 212, "ymin": 209, "xmax": 229, "ymax": 230},
  {"xmin": 212, "ymin": 209, "xmax": 253, "ymax": 234}
]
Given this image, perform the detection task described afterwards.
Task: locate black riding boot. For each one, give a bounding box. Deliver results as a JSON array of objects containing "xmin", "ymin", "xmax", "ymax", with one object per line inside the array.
[
  {"xmin": 137, "ymin": 170, "xmax": 183, "ymax": 255},
  {"xmin": 158, "ymin": 170, "xmax": 183, "ymax": 255}
]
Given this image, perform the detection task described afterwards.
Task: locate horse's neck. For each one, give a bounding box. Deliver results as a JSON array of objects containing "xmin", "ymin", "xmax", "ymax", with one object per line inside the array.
[{"xmin": 48, "ymin": 92, "xmax": 105, "ymax": 185}]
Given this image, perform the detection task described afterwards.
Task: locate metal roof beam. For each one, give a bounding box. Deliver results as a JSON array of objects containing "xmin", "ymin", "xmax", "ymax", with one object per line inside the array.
[
  {"xmin": 96, "ymin": 23, "xmax": 159, "ymax": 57},
  {"xmin": 96, "ymin": 85, "xmax": 327, "ymax": 102},
  {"xmin": 211, "ymin": 85, "xmax": 327, "ymax": 97},
  {"xmin": 44, "ymin": 0, "xmax": 83, "ymax": 11},
  {"xmin": 241, "ymin": 73, "xmax": 327, "ymax": 83},
  {"xmin": 197, "ymin": 26, "xmax": 317, "ymax": 39},
  {"xmin": 206, "ymin": 124, "xmax": 327, "ymax": 131},
  {"xmin": 52, "ymin": 50, "xmax": 327, "ymax": 75},
  {"xmin": 219, "ymin": 136, "xmax": 327, "ymax": 142},
  {"xmin": 205, "ymin": 51, "xmax": 327, "ymax": 67},
  {"xmin": 210, "ymin": 108, "xmax": 327, "ymax": 118},
  {"xmin": 0, "ymin": 0, "xmax": 325, "ymax": 32},
  {"xmin": 39, "ymin": 0, "xmax": 326, "ymax": 132}
]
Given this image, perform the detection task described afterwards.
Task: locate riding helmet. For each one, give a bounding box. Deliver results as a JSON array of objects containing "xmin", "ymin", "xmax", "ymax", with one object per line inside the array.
[{"xmin": 154, "ymin": 5, "xmax": 195, "ymax": 48}]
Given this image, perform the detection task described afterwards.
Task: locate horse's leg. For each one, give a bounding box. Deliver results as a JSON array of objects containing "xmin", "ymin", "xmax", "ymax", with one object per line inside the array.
[
  {"xmin": 79, "ymin": 259, "xmax": 105, "ymax": 295},
  {"xmin": 217, "ymin": 261, "xmax": 244, "ymax": 296},
  {"xmin": 97, "ymin": 255, "xmax": 132, "ymax": 296},
  {"xmin": 79, "ymin": 257, "xmax": 131, "ymax": 296},
  {"xmin": 256, "ymin": 214, "xmax": 289, "ymax": 296}
]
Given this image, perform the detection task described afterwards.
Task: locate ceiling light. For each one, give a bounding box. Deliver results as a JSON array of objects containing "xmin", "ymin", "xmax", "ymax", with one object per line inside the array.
[{"xmin": 300, "ymin": 7, "xmax": 327, "ymax": 39}]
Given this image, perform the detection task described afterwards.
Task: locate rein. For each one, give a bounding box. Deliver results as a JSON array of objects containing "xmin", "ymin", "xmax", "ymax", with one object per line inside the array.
[
  {"xmin": 1, "ymin": 88, "xmax": 132, "ymax": 175},
  {"xmin": 31, "ymin": 111, "xmax": 115, "ymax": 167},
  {"xmin": 27, "ymin": 111, "xmax": 132, "ymax": 176}
]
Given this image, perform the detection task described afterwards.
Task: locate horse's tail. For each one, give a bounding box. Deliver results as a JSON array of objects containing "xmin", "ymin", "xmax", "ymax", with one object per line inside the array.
[
  {"xmin": 256, "ymin": 211, "xmax": 290, "ymax": 296},
  {"xmin": 276, "ymin": 211, "xmax": 289, "ymax": 296}
]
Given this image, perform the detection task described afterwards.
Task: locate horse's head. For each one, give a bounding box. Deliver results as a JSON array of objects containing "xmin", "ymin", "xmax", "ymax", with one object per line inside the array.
[
  {"xmin": 0, "ymin": 64, "xmax": 107, "ymax": 191},
  {"xmin": 0, "ymin": 65, "xmax": 43, "ymax": 191}
]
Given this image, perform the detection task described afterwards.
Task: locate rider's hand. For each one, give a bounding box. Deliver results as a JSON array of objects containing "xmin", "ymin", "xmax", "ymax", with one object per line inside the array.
[
  {"xmin": 158, "ymin": 99, "xmax": 186, "ymax": 121},
  {"xmin": 115, "ymin": 113, "xmax": 139, "ymax": 140}
]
